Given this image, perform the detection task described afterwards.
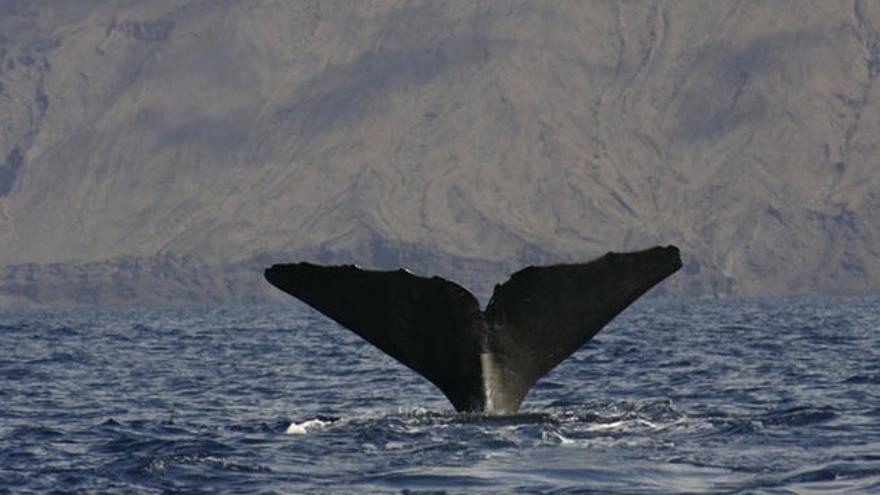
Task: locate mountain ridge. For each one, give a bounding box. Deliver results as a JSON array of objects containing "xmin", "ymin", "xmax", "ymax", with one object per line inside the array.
[{"xmin": 0, "ymin": 1, "xmax": 878, "ymax": 306}]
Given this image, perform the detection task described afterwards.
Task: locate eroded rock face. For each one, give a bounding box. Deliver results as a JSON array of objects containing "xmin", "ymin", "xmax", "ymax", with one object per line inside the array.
[
  {"xmin": 0, "ymin": 147, "xmax": 24, "ymax": 196},
  {"xmin": 0, "ymin": 1, "xmax": 879, "ymax": 306}
]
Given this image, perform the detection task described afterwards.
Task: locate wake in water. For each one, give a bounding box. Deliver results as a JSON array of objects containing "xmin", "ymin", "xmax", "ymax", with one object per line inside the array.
[
  {"xmin": 281, "ymin": 397, "xmax": 804, "ymax": 449},
  {"xmin": 275, "ymin": 396, "xmax": 879, "ymax": 494}
]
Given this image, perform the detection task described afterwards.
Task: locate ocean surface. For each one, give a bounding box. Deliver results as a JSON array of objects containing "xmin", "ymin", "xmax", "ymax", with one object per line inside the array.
[{"xmin": 1, "ymin": 297, "xmax": 879, "ymax": 494}]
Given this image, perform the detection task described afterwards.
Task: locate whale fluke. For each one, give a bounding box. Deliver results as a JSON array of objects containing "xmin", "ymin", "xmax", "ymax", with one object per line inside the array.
[{"xmin": 265, "ymin": 245, "xmax": 682, "ymax": 414}]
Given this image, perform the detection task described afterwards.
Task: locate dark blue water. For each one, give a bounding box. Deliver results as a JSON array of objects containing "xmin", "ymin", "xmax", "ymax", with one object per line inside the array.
[{"xmin": 2, "ymin": 298, "xmax": 878, "ymax": 494}]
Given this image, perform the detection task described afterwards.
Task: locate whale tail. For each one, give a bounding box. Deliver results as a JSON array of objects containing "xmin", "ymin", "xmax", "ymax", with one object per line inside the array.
[{"xmin": 264, "ymin": 245, "xmax": 682, "ymax": 413}]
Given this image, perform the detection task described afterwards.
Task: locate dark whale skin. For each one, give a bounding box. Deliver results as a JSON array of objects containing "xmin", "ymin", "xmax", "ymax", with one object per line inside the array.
[{"xmin": 265, "ymin": 245, "xmax": 682, "ymax": 413}]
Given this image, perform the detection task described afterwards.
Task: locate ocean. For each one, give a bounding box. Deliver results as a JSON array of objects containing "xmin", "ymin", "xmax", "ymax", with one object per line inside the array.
[{"xmin": 1, "ymin": 297, "xmax": 878, "ymax": 494}]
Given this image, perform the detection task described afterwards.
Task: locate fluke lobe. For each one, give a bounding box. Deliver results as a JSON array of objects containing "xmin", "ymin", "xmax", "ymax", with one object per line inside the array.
[{"xmin": 265, "ymin": 245, "xmax": 682, "ymax": 414}]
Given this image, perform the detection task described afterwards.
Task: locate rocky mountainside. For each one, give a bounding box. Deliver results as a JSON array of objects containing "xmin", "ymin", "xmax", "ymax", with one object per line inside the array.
[{"xmin": 1, "ymin": 0, "xmax": 879, "ymax": 306}]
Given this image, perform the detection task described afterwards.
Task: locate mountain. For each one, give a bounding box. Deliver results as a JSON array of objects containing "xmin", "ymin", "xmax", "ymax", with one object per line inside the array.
[{"xmin": 1, "ymin": 0, "xmax": 879, "ymax": 307}]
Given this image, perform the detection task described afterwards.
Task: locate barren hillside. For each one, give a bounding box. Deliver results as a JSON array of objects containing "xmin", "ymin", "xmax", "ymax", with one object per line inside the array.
[{"xmin": 1, "ymin": 0, "xmax": 879, "ymax": 306}]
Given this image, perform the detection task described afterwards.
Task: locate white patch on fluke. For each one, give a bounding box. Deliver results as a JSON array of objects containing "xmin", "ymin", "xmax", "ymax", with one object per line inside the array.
[{"xmin": 480, "ymin": 352, "xmax": 501, "ymax": 413}]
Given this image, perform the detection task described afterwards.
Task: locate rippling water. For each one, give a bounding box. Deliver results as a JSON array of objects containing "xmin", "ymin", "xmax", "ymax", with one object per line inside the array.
[{"xmin": 2, "ymin": 298, "xmax": 879, "ymax": 494}]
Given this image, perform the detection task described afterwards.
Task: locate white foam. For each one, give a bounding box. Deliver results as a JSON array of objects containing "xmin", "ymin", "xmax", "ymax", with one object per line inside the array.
[
  {"xmin": 585, "ymin": 418, "xmax": 657, "ymax": 431},
  {"xmin": 285, "ymin": 418, "xmax": 331, "ymax": 435},
  {"xmin": 542, "ymin": 430, "xmax": 575, "ymax": 445}
]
